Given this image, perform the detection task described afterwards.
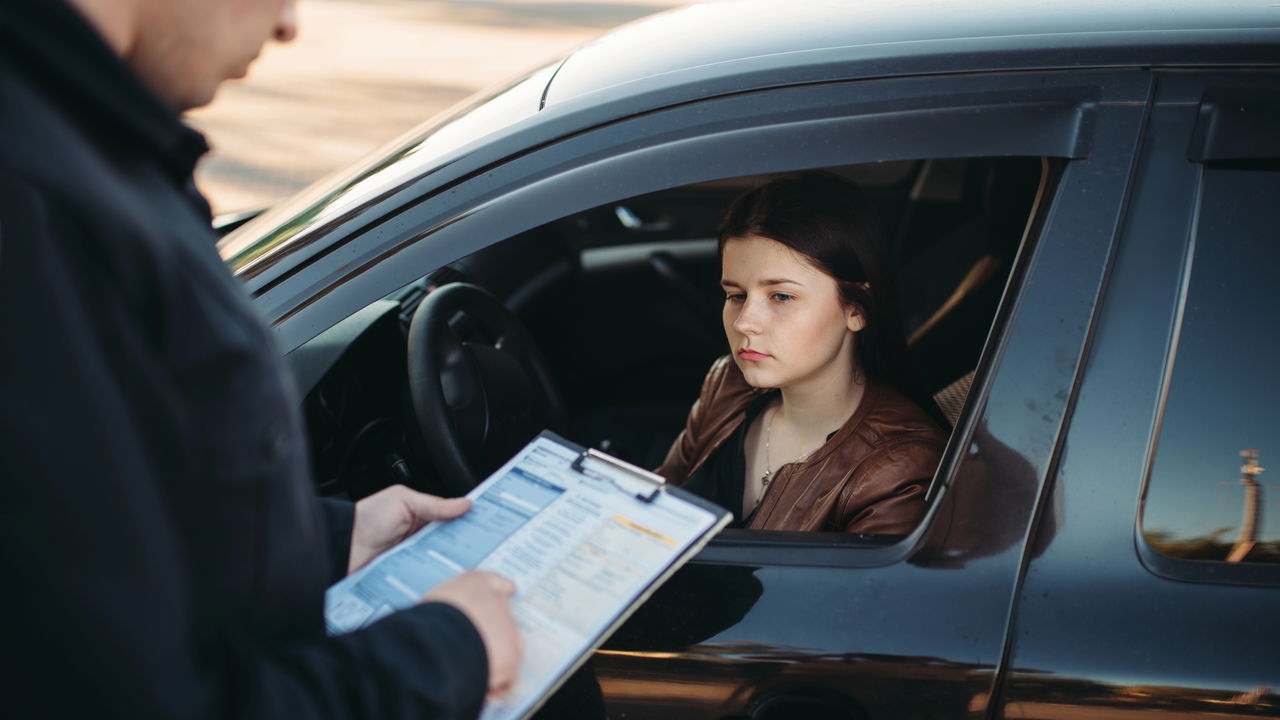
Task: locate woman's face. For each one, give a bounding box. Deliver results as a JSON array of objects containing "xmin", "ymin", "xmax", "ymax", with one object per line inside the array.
[{"xmin": 721, "ymin": 234, "xmax": 865, "ymax": 391}]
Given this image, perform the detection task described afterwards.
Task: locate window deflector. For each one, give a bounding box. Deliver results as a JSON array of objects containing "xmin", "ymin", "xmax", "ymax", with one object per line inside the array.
[
  {"xmin": 1188, "ymin": 89, "xmax": 1280, "ymax": 162},
  {"xmin": 261, "ymin": 78, "xmax": 1108, "ymax": 334}
]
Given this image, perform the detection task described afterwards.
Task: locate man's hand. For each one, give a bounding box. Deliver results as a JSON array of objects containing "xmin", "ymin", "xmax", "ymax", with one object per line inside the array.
[
  {"xmin": 348, "ymin": 484, "xmax": 470, "ymax": 574},
  {"xmin": 425, "ymin": 571, "xmax": 523, "ymax": 700},
  {"xmin": 349, "ymin": 486, "xmax": 523, "ymax": 697}
]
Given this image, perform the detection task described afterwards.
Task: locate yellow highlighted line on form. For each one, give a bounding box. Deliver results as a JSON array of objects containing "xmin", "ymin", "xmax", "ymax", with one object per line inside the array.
[{"xmin": 612, "ymin": 515, "xmax": 676, "ymax": 546}]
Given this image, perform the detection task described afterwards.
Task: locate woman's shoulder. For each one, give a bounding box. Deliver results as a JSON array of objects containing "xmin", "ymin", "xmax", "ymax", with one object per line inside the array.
[{"xmin": 853, "ymin": 382, "xmax": 947, "ymax": 450}]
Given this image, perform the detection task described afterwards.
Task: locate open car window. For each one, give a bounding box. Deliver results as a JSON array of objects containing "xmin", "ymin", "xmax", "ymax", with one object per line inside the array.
[
  {"xmin": 298, "ymin": 156, "xmax": 1054, "ymax": 546},
  {"xmin": 465, "ymin": 158, "xmax": 1048, "ymax": 461}
]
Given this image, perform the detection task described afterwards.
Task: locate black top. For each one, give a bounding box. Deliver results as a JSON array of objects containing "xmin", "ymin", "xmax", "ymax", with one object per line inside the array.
[
  {"xmin": 0, "ymin": 1, "xmax": 486, "ymax": 717},
  {"xmin": 684, "ymin": 392, "xmax": 842, "ymax": 527},
  {"xmin": 684, "ymin": 393, "xmax": 769, "ymax": 527}
]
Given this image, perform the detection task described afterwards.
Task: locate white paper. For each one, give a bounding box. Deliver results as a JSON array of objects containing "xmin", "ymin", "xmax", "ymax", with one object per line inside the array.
[{"xmin": 325, "ymin": 435, "xmax": 725, "ymax": 720}]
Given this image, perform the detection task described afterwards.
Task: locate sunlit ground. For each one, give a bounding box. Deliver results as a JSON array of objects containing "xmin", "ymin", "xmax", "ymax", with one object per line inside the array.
[{"xmin": 188, "ymin": 0, "xmax": 687, "ymax": 215}]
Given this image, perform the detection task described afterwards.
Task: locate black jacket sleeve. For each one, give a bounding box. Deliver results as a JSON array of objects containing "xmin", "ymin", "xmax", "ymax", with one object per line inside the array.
[
  {"xmin": 0, "ymin": 171, "xmax": 488, "ymax": 718},
  {"xmin": 319, "ymin": 497, "xmax": 357, "ymax": 582}
]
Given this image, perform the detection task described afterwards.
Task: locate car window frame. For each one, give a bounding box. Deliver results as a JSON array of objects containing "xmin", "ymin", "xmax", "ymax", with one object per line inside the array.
[{"xmin": 1134, "ymin": 71, "xmax": 1280, "ymax": 587}]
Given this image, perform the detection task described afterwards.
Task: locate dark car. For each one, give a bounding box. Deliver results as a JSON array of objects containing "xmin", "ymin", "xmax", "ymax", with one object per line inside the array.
[{"xmin": 219, "ymin": 1, "xmax": 1280, "ymax": 717}]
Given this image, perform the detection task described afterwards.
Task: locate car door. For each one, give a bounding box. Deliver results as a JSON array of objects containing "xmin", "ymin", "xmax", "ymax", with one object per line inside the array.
[
  {"xmin": 261, "ymin": 67, "xmax": 1154, "ymax": 718},
  {"xmin": 578, "ymin": 73, "xmax": 1152, "ymax": 719},
  {"xmin": 995, "ymin": 70, "xmax": 1280, "ymax": 719}
]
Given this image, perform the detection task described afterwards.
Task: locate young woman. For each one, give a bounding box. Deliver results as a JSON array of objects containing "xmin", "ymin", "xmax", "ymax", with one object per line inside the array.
[{"xmin": 657, "ymin": 172, "xmax": 946, "ymax": 534}]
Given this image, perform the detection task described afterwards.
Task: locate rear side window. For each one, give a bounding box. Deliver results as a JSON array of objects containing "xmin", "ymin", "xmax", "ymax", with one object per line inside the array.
[{"xmin": 1142, "ymin": 162, "xmax": 1280, "ymax": 566}]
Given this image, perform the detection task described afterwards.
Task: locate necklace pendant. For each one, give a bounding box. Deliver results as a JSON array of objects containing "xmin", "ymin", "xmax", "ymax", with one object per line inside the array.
[{"xmin": 761, "ymin": 469, "xmax": 772, "ymax": 488}]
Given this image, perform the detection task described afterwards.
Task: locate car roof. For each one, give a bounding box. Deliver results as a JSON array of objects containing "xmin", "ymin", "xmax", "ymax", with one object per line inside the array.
[
  {"xmin": 223, "ymin": 0, "xmax": 1280, "ymax": 289},
  {"xmin": 543, "ymin": 0, "xmax": 1280, "ymax": 107}
]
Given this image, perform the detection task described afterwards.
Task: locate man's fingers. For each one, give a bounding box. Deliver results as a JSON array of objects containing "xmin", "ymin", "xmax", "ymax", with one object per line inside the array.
[
  {"xmin": 489, "ymin": 574, "xmax": 516, "ymax": 596},
  {"xmin": 486, "ymin": 679, "xmax": 516, "ymax": 702},
  {"xmin": 397, "ymin": 487, "xmax": 471, "ymax": 522},
  {"xmin": 423, "ymin": 571, "xmax": 523, "ymax": 698}
]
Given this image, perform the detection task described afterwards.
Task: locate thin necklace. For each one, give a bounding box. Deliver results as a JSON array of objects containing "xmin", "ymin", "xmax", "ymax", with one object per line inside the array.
[
  {"xmin": 762, "ymin": 406, "xmax": 777, "ymax": 490},
  {"xmin": 762, "ymin": 372, "xmax": 863, "ymax": 500},
  {"xmin": 762, "ymin": 405, "xmax": 827, "ymax": 494}
]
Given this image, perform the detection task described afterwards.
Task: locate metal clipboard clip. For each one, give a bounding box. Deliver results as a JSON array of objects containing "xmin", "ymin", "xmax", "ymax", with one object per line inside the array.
[{"xmin": 571, "ymin": 448, "xmax": 666, "ymax": 503}]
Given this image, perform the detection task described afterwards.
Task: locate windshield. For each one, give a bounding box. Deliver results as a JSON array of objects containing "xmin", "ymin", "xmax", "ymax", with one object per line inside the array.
[{"xmin": 218, "ymin": 61, "xmax": 561, "ymax": 275}]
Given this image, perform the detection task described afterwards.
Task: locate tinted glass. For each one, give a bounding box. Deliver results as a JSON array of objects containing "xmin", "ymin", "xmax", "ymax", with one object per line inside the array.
[{"xmin": 1143, "ymin": 163, "xmax": 1280, "ymax": 564}]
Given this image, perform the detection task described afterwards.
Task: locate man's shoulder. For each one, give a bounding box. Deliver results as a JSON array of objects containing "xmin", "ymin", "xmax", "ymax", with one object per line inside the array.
[
  {"xmin": 0, "ymin": 61, "xmax": 112, "ymax": 199},
  {"xmin": 0, "ymin": 62, "xmax": 212, "ymax": 252}
]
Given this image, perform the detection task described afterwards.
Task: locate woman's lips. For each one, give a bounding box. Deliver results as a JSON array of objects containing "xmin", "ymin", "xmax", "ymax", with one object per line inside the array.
[{"xmin": 738, "ymin": 349, "xmax": 771, "ymax": 361}]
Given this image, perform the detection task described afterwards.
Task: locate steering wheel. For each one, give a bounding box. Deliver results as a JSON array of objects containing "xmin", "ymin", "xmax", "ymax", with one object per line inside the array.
[{"xmin": 407, "ymin": 282, "xmax": 567, "ymax": 495}]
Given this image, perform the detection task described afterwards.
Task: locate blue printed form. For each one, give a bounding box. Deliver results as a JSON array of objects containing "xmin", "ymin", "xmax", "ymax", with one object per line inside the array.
[
  {"xmin": 326, "ymin": 458, "xmax": 568, "ymax": 633},
  {"xmin": 325, "ymin": 434, "xmax": 730, "ymax": 720}
]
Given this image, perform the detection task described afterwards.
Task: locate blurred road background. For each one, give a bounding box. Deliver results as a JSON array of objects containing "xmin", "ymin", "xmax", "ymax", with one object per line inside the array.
[{"xmin": 188, "ymin": 0, "xmax": 688, "ymax": 215}]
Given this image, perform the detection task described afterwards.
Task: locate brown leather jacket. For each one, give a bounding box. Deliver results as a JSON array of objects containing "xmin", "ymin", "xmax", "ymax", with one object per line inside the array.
[{"xmin": 657, "ymin": 356, "xmax": 946, "ymax": 534}]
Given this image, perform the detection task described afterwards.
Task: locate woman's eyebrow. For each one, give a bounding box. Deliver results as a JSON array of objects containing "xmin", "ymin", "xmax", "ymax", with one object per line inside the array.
[{"xmin": 720, "ymin": 277, "xmax": 805, "ymax": 287}]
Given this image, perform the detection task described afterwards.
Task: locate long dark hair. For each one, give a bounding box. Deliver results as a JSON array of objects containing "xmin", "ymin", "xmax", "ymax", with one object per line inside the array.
[{"xmin": 718, "ymin": 171, "xmax": 944, "ymax": 426}]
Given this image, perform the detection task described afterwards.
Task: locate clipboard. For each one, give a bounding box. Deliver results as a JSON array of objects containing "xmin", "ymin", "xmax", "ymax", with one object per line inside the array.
[{"xmin": 324, "ymin": 431, "xmax": 733, "ymax": 720}]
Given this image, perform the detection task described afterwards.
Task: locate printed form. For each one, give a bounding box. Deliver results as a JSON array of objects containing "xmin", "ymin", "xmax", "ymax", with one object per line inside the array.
[{"xmin": 325, "ymin": 435, "xmax": 727, "ymax": 720}]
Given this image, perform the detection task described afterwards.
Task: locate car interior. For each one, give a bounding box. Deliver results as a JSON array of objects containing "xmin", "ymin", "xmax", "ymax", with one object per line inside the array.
[{"xmin": 292, "ymin": 156, "xmax": 1051, "ymax": 531}]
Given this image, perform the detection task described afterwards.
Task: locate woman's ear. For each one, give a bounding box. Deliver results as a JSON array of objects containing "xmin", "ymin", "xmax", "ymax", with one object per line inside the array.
[{"xmin": 847, "ymin": 306, "xmax": 867, "ymax": 333}]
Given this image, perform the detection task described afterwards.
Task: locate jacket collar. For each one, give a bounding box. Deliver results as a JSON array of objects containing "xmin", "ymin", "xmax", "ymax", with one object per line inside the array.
[{"xmin": 684, "ymin": 364, "xmax": 883, "ymax": 482}]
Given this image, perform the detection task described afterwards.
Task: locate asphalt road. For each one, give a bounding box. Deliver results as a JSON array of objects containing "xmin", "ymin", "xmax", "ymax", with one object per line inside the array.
[{"xmin": 188, "ymin": 0, "xmax": 687, "ymax": 215}]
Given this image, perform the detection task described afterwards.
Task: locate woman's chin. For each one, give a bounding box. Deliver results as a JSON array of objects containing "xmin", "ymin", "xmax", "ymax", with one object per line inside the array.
[{"xmin": 737, "ymin": 364, "xmax": 781, "ymax": 389}]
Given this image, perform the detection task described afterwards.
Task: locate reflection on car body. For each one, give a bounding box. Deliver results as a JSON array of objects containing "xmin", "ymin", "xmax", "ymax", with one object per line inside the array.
[{"xmin": 221, "ymin": 0, "xmax": 1280, "ymax": 717}]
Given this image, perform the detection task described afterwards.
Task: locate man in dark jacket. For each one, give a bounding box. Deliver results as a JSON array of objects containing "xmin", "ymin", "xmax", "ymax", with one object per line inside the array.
[{"xmin": 0, "ymin": 0, "xmax": 521, "ymax": 717}]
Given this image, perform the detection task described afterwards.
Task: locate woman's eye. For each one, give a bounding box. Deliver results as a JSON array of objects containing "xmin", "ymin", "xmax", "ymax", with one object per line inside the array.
[
  {"xmin": 771, "ymin": 293, "xmax": 796, "ymax": 303},
  {"xmin": 725, "ymin": 293, "xmax": 745, "ymax": 303}
]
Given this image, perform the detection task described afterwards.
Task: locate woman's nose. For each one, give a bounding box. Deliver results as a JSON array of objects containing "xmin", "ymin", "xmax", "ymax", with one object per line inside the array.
[{"xmin": 732, "ymin": 297, "xmax": 763, "ymax": 335}]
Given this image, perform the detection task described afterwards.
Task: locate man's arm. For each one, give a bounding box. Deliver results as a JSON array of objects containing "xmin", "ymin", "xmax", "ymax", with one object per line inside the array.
[
  {"xmin": 318, "ymin": 497, "xmax": 356, "ymax": 582},
  {"xmin": 0, "ymin": 174, "xmax": 500, "ymax": 719}
]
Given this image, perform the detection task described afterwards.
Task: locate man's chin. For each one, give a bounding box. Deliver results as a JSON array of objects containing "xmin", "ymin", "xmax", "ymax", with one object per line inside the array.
[
  {"xmin": 179, "ymin": 63, "xmax": 253, "ymax": 111},
  {"xmin": 177, "ymin": 79, "xmax": 227, "ymax": 112}
]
